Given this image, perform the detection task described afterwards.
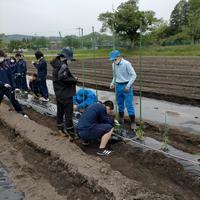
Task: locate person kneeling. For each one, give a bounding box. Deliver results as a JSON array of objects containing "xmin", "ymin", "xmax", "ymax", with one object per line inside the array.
[
  {"xmin": 77, "ymin": 100, "xmax": 114, "ymax": 156},
  {"xmin": 29, "ymin": 73, "xmax": 40, "ymax": 98},
  {"xmin": 73, "ymin": 88, "xmax": 97, "ymax": 112}
]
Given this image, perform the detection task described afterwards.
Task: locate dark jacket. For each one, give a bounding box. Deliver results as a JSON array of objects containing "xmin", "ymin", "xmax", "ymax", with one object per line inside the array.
[
  {"xmin": 13, "ymin": 59, "xmax": 27, "ymax": 76},
  {"xmin": 33, "ymin": 58, "xmax": 47, "ymax": 79},
  {"xmin": 51, "ymin": 58, "xmax": 77, "ymax": 103},
  {"xmin": 0, "ymin": 59, "xmax": 16, "ymax": 88},
  {"xmin": 77, "ymin": 103, "xmax": 114, "ymax": 131}
]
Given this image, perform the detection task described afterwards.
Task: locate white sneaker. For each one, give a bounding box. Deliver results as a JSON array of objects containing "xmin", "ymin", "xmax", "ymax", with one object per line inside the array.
[
  {"xmin": 23, "ymin": 114, "xmax": 29, "ymax": 119},
  {"xmin": 39, "ymin": 97, "xmax": 49, "ymax": 102}
]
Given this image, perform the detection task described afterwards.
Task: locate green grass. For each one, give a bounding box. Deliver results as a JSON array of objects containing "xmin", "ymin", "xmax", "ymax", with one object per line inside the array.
[{"xmin": 19, "ymin": 45, "xmax": 200, "ymax": 61}]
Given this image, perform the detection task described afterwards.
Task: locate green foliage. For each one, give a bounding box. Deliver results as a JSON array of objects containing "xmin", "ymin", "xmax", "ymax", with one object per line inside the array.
[{"xmin": 98, "ymin": 0, "xmax": 159, "ymax": 47}]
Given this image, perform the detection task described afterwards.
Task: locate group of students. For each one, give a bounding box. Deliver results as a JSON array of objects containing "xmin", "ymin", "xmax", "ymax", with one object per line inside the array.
[
  {"xmin": 50, "ymin": 48, "xmax": 137, "ymax": 156},
  {"xmin": 0, "ymin": 47, "xmax": 136, "ymax": 156}
]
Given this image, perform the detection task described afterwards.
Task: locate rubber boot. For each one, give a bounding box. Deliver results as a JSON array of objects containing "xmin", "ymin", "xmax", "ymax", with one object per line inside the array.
[
  {"xmin": 118, "ymin": 112, "xmax": 124, "ymax": 126},
  {"xmin": 57, "ymin": 124, "xmax": 68, "ymax": 137},
  {"xmin": 129, "ymin": 115, "xmax": 136, "ymax": 131},
  {"xmin": 66, "ymin": 127, "xmax": 77, "ymax": 142}
]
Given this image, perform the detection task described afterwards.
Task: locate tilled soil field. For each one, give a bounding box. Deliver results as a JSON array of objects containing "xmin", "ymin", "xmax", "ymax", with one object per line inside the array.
[
  {"xmin": 27, "ymin": 56, "xmax": 200, "ymax": 106},
  {"xmin": 14, "ymin": 105, "xmax": 200, "ymax": 200}
]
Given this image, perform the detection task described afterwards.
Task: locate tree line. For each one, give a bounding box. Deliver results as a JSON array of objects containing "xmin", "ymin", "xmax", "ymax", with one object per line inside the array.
[{"xmin": 1, "ymin": 0, "xmax": 200, "ymax": 52}]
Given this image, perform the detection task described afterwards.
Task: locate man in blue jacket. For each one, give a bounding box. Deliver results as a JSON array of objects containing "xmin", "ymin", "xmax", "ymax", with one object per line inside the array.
[
  {"xmin": 32, "ymin": 51, "xmax": 49, "ymax": 101},
  {"xmin": 14, "ymin": 52, "xmax": 28, "ymax": 91},
  {"xmin": 109, "ymin": 50, "xmax": 137, "ymax": 138},
  {"xmin": 73, "ymin": 89, "xmax": 97, "ymax": 112},
  {"xmin": 0, "ymin": 49, "xmax": 28, "ymax": 118},
  {"xmin": 77, "ymin": 101, "xmax": 114, "ymax": 156}
]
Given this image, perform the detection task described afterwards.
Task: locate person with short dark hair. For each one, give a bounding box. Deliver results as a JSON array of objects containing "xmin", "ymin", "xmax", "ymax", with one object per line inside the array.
[
  {"xmin": 32, "ymin": 51, "xmax": 49, "ymax": 101},
  {"xmin": 14, "ymin": 52, "xmax": 28, "ymax": 91},
  {"xmin": 29, "ymin": 73, "xmax": 40, "ymax": 97},
  {"xmin": 77, "ymin": 100, "xmax": 114, "ymax": 156},
  {"xmin": 50, "ymin": 48, "xmax": 77, "ymax": 139},
  {"xmin": 0, "ymin": 49, "xmax": 28, "ymax": 118}
]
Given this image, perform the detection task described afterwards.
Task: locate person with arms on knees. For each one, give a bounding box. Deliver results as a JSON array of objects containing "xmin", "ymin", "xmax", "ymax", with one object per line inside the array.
[
  {"xmin": 29, "ymin": 73, "xmax": 40, "ymax": 98},
  {"xmin": 109, "ymin": 50, "xmax": 137, "ymax": 138},
  {"xmin": 73, "ymin": 88, "xmax": 97, "ymax": 112},
  {"xmin": 0, "ymin": 49, "xmax": 28, "ymax": 118},
  {"xmin": 14, "ymin": 52, "xmax": 28, "ymax": 92},
  {"xmin": 50, "ymin": 48, "xmax": 77, "ymax": 139},
  {"xmin": 32, "ymin": 51, "xmax": 49, "ymax": 101},
  {"xmin": 77, "ymin": 101, "xmax": 114, "ymax": 156}
]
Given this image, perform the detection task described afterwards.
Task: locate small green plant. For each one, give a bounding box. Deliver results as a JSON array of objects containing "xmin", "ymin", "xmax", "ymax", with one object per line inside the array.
[{"xmin": 160, "ymin": 112, "xmax": 169, "ymax": 152}]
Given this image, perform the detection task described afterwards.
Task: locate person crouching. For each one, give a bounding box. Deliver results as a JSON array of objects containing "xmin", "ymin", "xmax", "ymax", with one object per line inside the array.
[{"xmin": 77, "ymin": 101, "xmax": 114, "ymax": 156}]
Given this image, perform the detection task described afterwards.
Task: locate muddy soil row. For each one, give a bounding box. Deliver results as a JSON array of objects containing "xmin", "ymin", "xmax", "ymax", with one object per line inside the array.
[
  {"xmin": 22, "ymin": 106, "xmax": 200, "ymax": 200},
  {"xmin": 1, "ymin": 103, "xmax": 178, "ymax": 200}
]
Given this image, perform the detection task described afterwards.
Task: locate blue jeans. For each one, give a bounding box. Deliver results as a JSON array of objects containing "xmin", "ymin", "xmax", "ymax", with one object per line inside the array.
[{"xmin": 116, "ymin": 83, "xmax": 135, "ymax": 116}]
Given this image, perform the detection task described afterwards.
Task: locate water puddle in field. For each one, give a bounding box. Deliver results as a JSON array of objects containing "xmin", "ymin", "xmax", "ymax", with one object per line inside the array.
[{"xmin": 0, "ymin": 162, "xmax": 24, "ymax": 200}]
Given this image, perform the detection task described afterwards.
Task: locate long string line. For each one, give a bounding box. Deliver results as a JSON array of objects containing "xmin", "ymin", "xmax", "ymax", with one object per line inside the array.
[{"xmin": 92, "ymin": 26, "xmax": 98, "ymax": 99}]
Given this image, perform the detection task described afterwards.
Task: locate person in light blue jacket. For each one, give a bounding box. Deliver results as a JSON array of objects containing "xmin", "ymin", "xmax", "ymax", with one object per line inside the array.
[
  {"xmin": 73, "ymin": 89, "xmax": 97, "ymax": 112},
  {"xmin": 109, "ymin": 50, "xmax": 137, "ymax": 136}
]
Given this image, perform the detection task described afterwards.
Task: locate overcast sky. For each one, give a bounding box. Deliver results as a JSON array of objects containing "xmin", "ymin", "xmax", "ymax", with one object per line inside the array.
[{"xmin": 0, "ymin": 0, "xmax": 180, "ymax": 36}]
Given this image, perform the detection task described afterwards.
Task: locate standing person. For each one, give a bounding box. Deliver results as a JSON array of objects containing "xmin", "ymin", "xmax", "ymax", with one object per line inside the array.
[
  {"xmin": 0, "ymin": 49, "xmax": 28, "ymax": 118},
  {"xmin": 109, "ymin": 50, "xmax": 137, "ymax": 137},
  {"xmin": 77, "ymin": 101, "xmax": 114, "ymax": 156},
  {"xmin": 14, "ymin": 52, "xmax": 28, "ymax": 91},
  {"xmin": 50, "ymin": 48, "xmax": 77, "ymax": 139},
  {"xmin": 32, "ymin": 51, "xmax": 49, "ymax": 101}
]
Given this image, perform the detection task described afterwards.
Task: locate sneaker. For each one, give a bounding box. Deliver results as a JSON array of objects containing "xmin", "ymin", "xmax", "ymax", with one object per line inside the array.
[
  {"xmin": 23, "ymin": 114, "xmax": 29, "ymax": 119},
  {"xmin": 39, "ymin": 97, "xmax": 49, "ymax": 102},
  {"xmin": 97, "ymin": 148, "xmax": 112, "ymax": 156}
]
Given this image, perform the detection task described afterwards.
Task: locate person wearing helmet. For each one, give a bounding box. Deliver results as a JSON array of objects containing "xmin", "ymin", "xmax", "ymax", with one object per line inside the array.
[
  {"xmin": 109, "ymin": 50, "xmax": 137, "ymax": 138},
  {"xmin": 50, "ymin": 48, "xmax": 77, "ymax": 140},
  {"xmin": 32, "ymin": 51, "xmax": 49, "ymax": 101},
  {"xmin": 14, "ymin": 52, "xmax": 28, "ymax": 91},
  {"xmin": 0, "ymin": 49, "xmax": 28, "ymax": 118}
]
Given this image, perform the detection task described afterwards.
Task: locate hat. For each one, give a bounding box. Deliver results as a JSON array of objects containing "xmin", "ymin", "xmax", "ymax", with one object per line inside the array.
[
  {"xmin": 109, "ymin": 50, "xmax": 121, "ymax": 61},
  {"xmin": 58, "ymin": 48, "xmax": 73, "ymax": 61}
]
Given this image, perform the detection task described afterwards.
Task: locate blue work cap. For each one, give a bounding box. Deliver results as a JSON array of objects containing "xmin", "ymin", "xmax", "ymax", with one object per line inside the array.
[{"xmin": 109, "ymin": 50, "xmax": 121, "ymax": 61}]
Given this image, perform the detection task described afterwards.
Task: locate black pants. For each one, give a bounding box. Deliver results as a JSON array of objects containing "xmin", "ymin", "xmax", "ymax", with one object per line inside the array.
[
  {"xmin": 38, "ymin": 78, "xmax": 49, "ymax": 99},
  {"xmin": 57, "ymin": 97, "xmax": 74, "ymax": 131},
  {"xmin": 0, "ymin": 87, "xmax": 23, "ymax": 113}
]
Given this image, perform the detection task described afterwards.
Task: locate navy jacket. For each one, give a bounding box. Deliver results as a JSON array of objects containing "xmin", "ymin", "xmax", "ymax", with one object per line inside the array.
[
  {"xmin": 77, "ymin": 103, "xmax": 114, "ymax": 130},
  {"xmin": 14, "ymin": 59, "xmax": 27, "ymax": 75},
  {"xmin": 33, "ymin": 58, "xmax": 47, "ymax": 79},
  {"xmin": 0, "ymin": 59, "xmax": 16, "ymax": 88}
]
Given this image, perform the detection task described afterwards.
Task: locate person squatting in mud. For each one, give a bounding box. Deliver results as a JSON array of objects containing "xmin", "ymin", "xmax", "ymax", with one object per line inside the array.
[
  {"xmin": 109, "ymin": 50, "xmax": 137, "ymax": 138},
  {"xmin": 32, "ymin": 51, "xmax": 49, "ymax": 102},
  {"xmin": 0, "ymin": 49, "xmax": 28, "ymax": 118},
  {"xmin": 73, "ymin": 88, "xmax": 98, "ymax": 112},
  {"xmin": 77, "ymin": 101, "xmax": 114, "ymax": 156},
  {"xmin": 51, "ymin": 48, "xmax": 77, "ymax": 140},
  {"xmin": 28, "ymin": 73, "xmax": 40, "ymax": 98}
]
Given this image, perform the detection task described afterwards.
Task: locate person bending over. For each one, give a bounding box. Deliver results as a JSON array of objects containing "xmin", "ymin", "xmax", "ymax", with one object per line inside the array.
[
  {"xmin": 73, "ymin": 88, "xmax": 97, "ymax": 112},
  {"xmin": 77, "ymin": 101, "xmax": 114, "ymax": 156}
]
